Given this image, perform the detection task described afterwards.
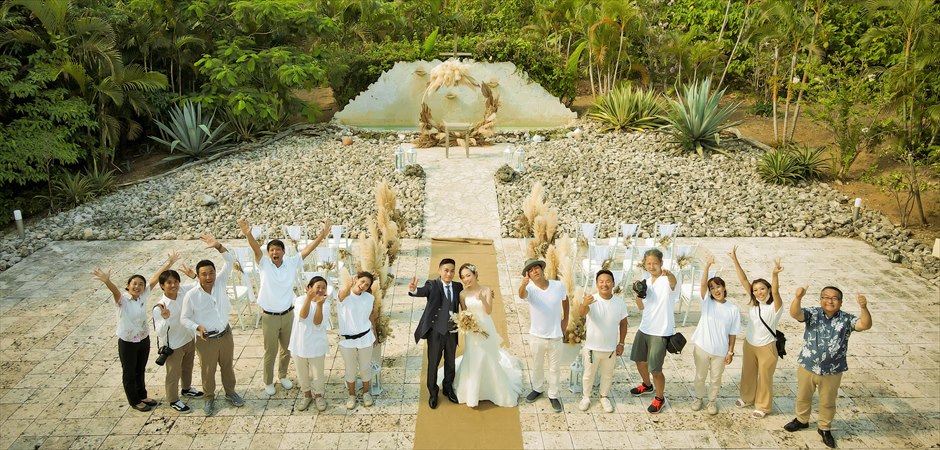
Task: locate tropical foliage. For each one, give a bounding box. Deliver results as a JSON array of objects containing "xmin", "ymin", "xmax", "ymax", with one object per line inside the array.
[
  {"xmin": 758, "ymin": 144, "xmax": 828, "ymax": 185},
  {"xmin": 588, "ymin": 83, "xmax": 666, "ymax": 132},
  {"xmin": 150, "ymin": 101, "xmax": 233, "ymax": 162},
  {"xmin": 664, "ymin": 79, "xmax": 741, "ymax": 156}
]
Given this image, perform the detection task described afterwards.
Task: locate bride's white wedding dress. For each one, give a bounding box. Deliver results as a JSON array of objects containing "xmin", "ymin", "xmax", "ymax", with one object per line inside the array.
[{"xmin": 442, "ymin": 293, "xmax": 523, "ymax": 407}]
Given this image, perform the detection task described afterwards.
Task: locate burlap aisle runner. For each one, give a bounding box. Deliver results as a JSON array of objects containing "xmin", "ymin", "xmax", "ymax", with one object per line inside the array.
[{"xmin": 413, "ymin": 238, "xmax": 523, "ymax": 450}]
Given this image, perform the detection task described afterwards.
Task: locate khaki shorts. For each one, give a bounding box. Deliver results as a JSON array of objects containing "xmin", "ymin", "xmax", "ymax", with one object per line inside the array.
[{"xmin": 630, "ymin": 329, "xmax": 668, "ymax": 373}]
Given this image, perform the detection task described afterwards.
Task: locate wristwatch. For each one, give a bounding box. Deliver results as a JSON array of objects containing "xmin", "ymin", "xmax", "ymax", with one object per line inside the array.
[{"xmin": 728, "ymin": 352, "xmax": 735, "ymax": 356}]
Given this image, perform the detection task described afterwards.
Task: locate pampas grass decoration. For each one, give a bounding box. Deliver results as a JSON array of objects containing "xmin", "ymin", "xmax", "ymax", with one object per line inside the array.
[
  {"xmin": 556, "ymin": 236, "xmax": 575, "ymax": 298},
  {"xmin": 544, "ymin": 245, "xmax": 559, "ymax": 280},
  {"xmin": 543, "ymin": 208, "xmax": 558, "ymax": 243}
]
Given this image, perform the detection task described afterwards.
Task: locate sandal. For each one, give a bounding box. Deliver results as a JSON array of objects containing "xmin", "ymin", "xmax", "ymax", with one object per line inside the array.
[
  {"xmin": 131, "ymin": 403, "xmax": 153, "ymax": 412},
  {"xmin": 752, "ymin": 410, "xmax": 767, "ymax": 418},
  {"xmin": 142, "ymin": 399, "xmax": 159, "ymax": 407},
  {"xmin": 735, "ymin": 399, "xmax": 749, "ymax": 408}
]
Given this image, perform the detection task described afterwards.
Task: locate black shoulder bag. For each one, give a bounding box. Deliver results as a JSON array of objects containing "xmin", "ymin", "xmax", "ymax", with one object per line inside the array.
[{"xmin": 757, "ymin": 306, "xmax": 786, "ymax": 358}]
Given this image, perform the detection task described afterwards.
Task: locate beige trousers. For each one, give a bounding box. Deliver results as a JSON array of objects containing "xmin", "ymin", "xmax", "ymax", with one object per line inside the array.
[
  {"xmin": 261, "ymin": 311, "xmax": 293, "ymax": 385},
  {"xmin": 195, "ymin": 330, "xmax": 236, "ymax": 400},
  {"xmin": 163, "ymin": 340, "xmax": 196, "ymax": 403},
  {"xmin": 581, "ymin": 347, "xmax": 616, "ymax": 398},
  {"xmin": 295, "ymin": 356, "xmax": 326, "ymax": 395},
  {"xmin": 796, "ymin": 366, "xmax": 843, "ymax": 430},
  {"xmin": 739, "ymin": 340, "xmax": 778, "ymax": 413},
  {"xmin": 692, "ymin": 344, "xmax": 726, "ymax": 402}
]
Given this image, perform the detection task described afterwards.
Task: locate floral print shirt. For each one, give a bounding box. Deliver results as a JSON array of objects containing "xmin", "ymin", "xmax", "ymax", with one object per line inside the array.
[{"xmin": 797, "ymin": 307, "xmax": 859, "ymax": 375}]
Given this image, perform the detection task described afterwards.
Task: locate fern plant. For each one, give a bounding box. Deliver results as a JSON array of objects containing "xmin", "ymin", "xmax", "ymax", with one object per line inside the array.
[
  {"xmin": 665, "ymin": 78, "xmax": 741, "ymax": 156},
  {"xmin": 588, "ymin": 84, "xmax": 666, "ymax": 132},
  {"xmin": 151, "ymin": 101, "xmax": 234, "ymax": 162}
]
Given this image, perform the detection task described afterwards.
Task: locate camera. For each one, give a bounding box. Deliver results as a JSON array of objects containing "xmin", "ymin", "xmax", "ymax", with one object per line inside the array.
[
  {"xmin": 632, "ymin": 279, "xmax": 648, "ymax": 299},
  {"xmin": 204, "ymin": 329, "xmax": 222, "ymax": 339},
  {"xmin": 155, "ymin": 345, "xmax": 174, "ymax": 366}
]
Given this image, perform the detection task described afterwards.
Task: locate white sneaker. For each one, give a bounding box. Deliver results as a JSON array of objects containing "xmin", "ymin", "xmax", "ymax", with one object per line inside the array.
[
  {"xmin": 691, "ymin": 398, "xmax": 703, "ymax": 411},
  {"xmin": 362, "ymin": 392, "xmax": 374, "ymax": 407},
  {"xmin": 578, "ymin": 397, "xmax": 591, "ymax": 411},
  {"xmin": 600, "ymin": 397, "xmax": 614, "ymax": 413},
  {"xmin": 707, "ymin": 402, "xmax": 718, "ymax": 415},
  {"xmin": 264, "ymin": 384, "xmax": 276, "ymax": 396},
  {"xmin": 297, "ymin": 397, "xmax": 312, "ymax": 411},
  {"xmin": 280, "ymin": 378, "xmax": 293, "ymax": 390},
  {"xmin": 315, "ymin": 396, "xmax": 327, "ymax": 411},
  {"xmin": 346, "ymin": 395, "xmax": 357, "ymax": 409}
]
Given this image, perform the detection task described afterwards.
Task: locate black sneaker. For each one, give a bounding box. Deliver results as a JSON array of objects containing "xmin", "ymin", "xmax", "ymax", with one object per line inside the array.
[
  {"xmin": 182, "ymin": 388, "xmax": 204, "ymax": 398},
  {"xmin": 630, "ymin": 383, "xmax": 654, "ymax": 396},
  {"xmin": 170, "ymin": 400, "xmax": 191, "ymax": 413},
  {"xmin": 784, "ymin": 418, "xmax": 809, "ymax": 432},
  {"xmin": 525, "ymin": 390, "xmax": 542, "ymax": 403},
  {"xmin": 549, "ymin": 397, "xmax": 563, "ymax": 413},
  {"xmin": 647, "ymin": 396, "xmax": 666, "ymax": 414},
  {"xmin": 818, "ymin": 429, "xmax": 836, "ymax": 448}
]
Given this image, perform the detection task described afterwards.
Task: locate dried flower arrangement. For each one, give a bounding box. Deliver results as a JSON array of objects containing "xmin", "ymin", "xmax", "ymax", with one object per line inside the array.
[
  {"xmin": 516, "ymin": 182, "xmax": 560, "ymax": 257},
  {"xmin": 449, "ymin": 310, "xmax": 489, "ymax": 338},
  {"xmin": 414, "ymin": 60, "xmax": 498, "ymax": 148},
  {"xmin": 357, "ymin": 181, "xmax": 405, "ymax": 344},
  {"xmin": 564, "ymin": 287, "xmax": 587, "ymax": 344}
]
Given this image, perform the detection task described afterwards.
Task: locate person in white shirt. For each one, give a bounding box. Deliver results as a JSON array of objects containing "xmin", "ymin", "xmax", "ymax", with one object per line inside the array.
[
  {"xmin": 288, "ymin": 275, "xmax": 331, "ymax": 412},
  {"xmin": 629, "ymin": 248, "xmax": 677, "ymax": 414},
  {"xmin": 153, "ymin": 260, "xmax": 205, "ymax": 414},
  {"xmin": 92, "ymin": 253, "xmax": 178, "ymax": 412},
  {"xmin": 689, "ymin": 255, "xmax": 742, "ymax": 415},
  {"xmin": 577, "ymin": 270, "xmax": 628, "ymax": 413},
  {"xmin": 238, "ymin": 218, "xmax": 331, "ymax": 396},
  {"xmin": 180, "ymin": 234, "xmax": 244, "ymax": 416},
  {"xmin": 729, "ymin": 246, "xmax": 784, "ymax": 419},
  {"xmin": 337, "ymin": 271, "xmax": 379, "ymax": 410},
  {"xmin": 517, "ymin": 259, "xmax": 569, "ymax": 413}
]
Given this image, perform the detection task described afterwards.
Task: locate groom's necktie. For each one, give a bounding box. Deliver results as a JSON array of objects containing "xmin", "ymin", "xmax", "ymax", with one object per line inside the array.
[{"xmin": 444, "ymin": 284, "xmax": 452, "ymax": 303}]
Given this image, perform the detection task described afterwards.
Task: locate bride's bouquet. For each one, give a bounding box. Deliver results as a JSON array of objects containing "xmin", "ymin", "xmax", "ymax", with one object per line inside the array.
[{"xmin": 449, "ymin": 310, "xmax": 489, "ymax": 338}]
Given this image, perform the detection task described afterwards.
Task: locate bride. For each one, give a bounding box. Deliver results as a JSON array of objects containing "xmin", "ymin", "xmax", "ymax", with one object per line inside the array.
[{"xmin": 444, "ymin": 263, "xmax": 523, "ymax": 408}]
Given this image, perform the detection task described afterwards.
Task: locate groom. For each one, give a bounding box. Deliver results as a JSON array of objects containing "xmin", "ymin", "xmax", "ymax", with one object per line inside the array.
[{"xmin": 410, "ymin": 258, "xmax": 462, "ymax": 409}]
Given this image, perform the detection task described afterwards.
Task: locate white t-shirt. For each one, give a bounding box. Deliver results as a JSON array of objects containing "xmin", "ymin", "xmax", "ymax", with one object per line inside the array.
[
  {"xmin": 690, "ymin": 295, "xmax": 742, "ymax": 357},
  {"xmin": 288, "ymin": 295, "xmax": 332, "ymax": 358},
  {"xmin": 337, "ymin": 291, "xmax": 375, "ymax": 349},
  {"xmin": 257, "ymin": 254, "xmax": 302, "ymax": 312},
  {"xmin": 584, "ymin": 293, "xmax": 628, "ymax": 352},
  {"xmin": 153, "ymin": 281, "xmax": 198, "ymax": 350},
  {"xmin": 115, "ymin": 286, "xmax": 151, "ymax": 342},
  {"xmin": 746, "ymin": 302, "xmax": 784, "ymax": 346},
  {"xmin": 526, "ymin": 280, "xmax": 567, "ymax": 339},
  {"xmin": 638, "ymin": 274, "xmax": 677, "ymax": 337}
]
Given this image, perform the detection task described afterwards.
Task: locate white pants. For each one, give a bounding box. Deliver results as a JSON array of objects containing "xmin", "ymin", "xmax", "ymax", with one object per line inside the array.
[
  {"xmin": 339, "ymin": 346, "xmax": 372, "ymax": 383},
  {"xmin": 582, "ymin": 346, "xmax": 616, "ymax": 398},
  {"xmin": 529, "ymin": 336, "xmax": 562, "ymax": 398},
  {"xmin": 693, "ymin": 344, "xmax": 726, "ymax": 402},
  {"xmin": 295, "ymin": 355, "xmax": 325, "ymax": 395}
]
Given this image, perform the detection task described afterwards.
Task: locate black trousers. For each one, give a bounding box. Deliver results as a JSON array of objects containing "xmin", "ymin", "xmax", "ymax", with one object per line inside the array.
[
  {"xmin": 118, "ymin": 337, "xmax": 150, "ymax": 406},
  {"xmin": 425, "ymin": 330, "xmax": 457, "ymax": 396}
]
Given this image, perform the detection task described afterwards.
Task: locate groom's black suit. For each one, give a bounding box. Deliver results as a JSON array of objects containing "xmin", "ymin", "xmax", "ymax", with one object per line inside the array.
[{"xmin": 411, "ymin": 278, "xmax": 463, "ymax": 399}]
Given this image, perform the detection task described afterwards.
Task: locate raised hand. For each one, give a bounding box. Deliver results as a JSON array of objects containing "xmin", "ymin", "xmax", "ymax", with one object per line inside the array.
[
  {"xmin": 200, "ymin": 234, "xmax": 220, "ymax": 249},
  {"xmin": 520, "ymin": 275, "xmax": 530, "ymax": 289},
  {"xmin": 705, "ymin": 255, "xmax": 715, "ymax": 266},
  {"xmin": 158, "ymin": 304, "xmax": 170, "ymax": 319},
  {"xmin": 582, "ymin": 291, "xmax": 596, "ymax": 307},
  {"xmin": 178, "ymin": 263, "xmax": 196, "ymax": 279},
  {"xmin": 728, "ymin": 245, "xmax": 738, "ymax": 260},
  {"xmin": 857, "ymin": 294, "xmax": 868, "ymax": 308},
  {"xmin": 237, "ymin": 219, "xmax": 251, "ymax": 235},
  {"xmin": 167, "ymin": 250, "xmax": 181, "ymax": 265},
  {"xmin": 92, "ymin": 268, "xmax": 111, "ymax": 282},
  {"xmin": 409, "ymin": 276, "xmax": 418, "ymax": 292},
  {"xmin": 795, "ymin": 286, "xmax": 807, "ymax": 298},
  {"xmin": 772, "ymin": 258, "xmax": 783, "ymax": 274}
]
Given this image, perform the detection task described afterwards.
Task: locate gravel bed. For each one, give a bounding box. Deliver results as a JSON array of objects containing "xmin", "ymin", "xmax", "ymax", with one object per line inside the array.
[
  {"xmin": 494, "ymin": 125, "xmax": 939, "ymax": 285},
  {"xmin": 0, "ymin": 125, "xmax": 425, "ymax": 271}
]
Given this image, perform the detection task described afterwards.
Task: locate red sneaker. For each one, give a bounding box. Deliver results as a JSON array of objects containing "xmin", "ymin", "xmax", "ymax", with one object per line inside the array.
[
  {"xmin": 648, "ymin": 396, "xmax": 666, "ymax": 414},
  {"xmin": 630, "ymin": 383, "xmax": 653, "ymax": 396}
]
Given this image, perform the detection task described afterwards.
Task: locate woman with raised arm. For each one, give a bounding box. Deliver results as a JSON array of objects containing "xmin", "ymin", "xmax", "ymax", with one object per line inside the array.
[
  {"xmin": 337, "ymin": 271, "xmax": 378, "ymax": 410},
  {"xmin": 93, "ymin": 253, "xmax": 178, "ymax": 412},
  {"xmin": 688, "ymin": 255, "xmax": 741, "ymax": 415},
  {"xmin": 289, "ymin": 276, "xmax": 332, "ymax": 412},
  {"xmin": 728, "ymin": 246, "xmax": 784, "ymax": 419}
]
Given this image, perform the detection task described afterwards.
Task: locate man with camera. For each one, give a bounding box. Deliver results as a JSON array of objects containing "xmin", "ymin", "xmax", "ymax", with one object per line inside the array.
[
  {"xmin": 153, "ymin": 261, "xmax": 205, "ymax": 413},
  {"xmin": 180, "ymin": 234, "xmax": 245, "ymax": 416},
  {"xmin": 630, "ymin": 248, "xmax": 677, "ymax": 414}
]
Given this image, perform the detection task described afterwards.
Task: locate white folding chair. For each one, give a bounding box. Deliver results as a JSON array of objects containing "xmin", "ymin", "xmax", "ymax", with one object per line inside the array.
[
  {"xmin": 328, "ymin": 224, "xmax": 354, "ymax": 271},
  {"xmin": 232, "ymin": 247, "xmax": 260, "ymax": 289},
  {"xmin": 665, "ymin": 244, "xmax": 697, "ymax": 273},
  {"xmin": 251, "ymin": 225, "xmax": 269, "ymax": 244},
  {"xmin": 655, "ymin": 223, "xmax": 680, "ymax": 261},
  {"xmin": 626, "ymin": 245, "xmax": 656, "ymax": 286},
  {"xmin": 315, "ymin": 247, "xmax": 343, "ymax": 286},
  {"xmin": 580, "ymin": 244, "xmax": 611, "ymax": 289},
  {"xmin": 282, "ymin": 225, "xmax": 307, "ymax": 255},
  {"xmin": 227, "ymin": 269, "xmax": 259, "ymax": 330}
]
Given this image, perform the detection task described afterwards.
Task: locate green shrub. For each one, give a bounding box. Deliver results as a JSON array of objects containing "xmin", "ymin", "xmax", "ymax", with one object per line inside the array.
[
  {"xmin": 472, "ymin": 35, "xmax": 576, "ymax": 106},
  {"xmin": 151, "ymin": 102, "xmax": 234, "ymax": 162},
  {"xmin": 665, "ymin": 78, "xmax": 741, "ymax": 156},
  {"xmin": 325, "ymin": 40, "xmax": 425, "ymax": 108},
  {"xmin": 758, "ymin": 145, "xmax": 829, "ymax": 185},
  {"xmin": 48, "ymin": 171, "xmax": 96, "ymax": 208},
  {"xmin": 588, "ymin": 84, "xmax": 667, "ymax": 132}
]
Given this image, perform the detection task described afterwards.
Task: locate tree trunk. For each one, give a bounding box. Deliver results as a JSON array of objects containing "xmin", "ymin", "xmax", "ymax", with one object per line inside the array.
[
  {"xmin": 718, "ymin": 0, "xmax": 752, "ymax": 90},
  {"xmin": 788, "ymin": 69, "xmax": 809, "ymax": 143},
  {"xmin": 781, "ymin": 41, "xmax": 800, "ymax": 145},
  {"xmin": 710, "ymin": 0, "xmax": 733, "ymax": 81},
  {"xmin": 771, "ymin": 45, "xmax": 780, "ymax": 143}
]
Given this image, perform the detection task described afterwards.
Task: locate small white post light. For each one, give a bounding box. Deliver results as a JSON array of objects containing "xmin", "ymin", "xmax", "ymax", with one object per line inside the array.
[
  {"xmin": 853, "ymin": 197, "xmax": 862, "ymax": 221},
  {"xmin": 14, "ymin": 210, "xmax": 25, "ymax": 239},
  {"xmin": 513, "ymin": 146, "xmax": 526, "ymax": 172},
  {"xmin": 394, "ymin": 146, "xmax": 404, "ymax": 172},
  {"xmin": 405, "ymin": 147, "xmax": 417, "ymax": 166}
]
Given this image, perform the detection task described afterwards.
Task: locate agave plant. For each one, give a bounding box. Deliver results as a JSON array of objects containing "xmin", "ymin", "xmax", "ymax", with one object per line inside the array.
[
  {"xmin": 588, "ymin": 84, "xmax": 667, "ymax": 132},
  {"xmin": 151, "ymin": 101, "xmax": 234, "ymax": 161},
  {"xmin": 50, "ymin": 171, "xmax": 97, "ymax": 207},
  {"xmin": 757, "ymin": 150, "xmax": 801, "ymax": 185},
  {"xmin": 787, "ymin": 144, "xmax": 829, "ymax": 181},
  {"xmin": 665, "ymin": 78, "xmax": 741, "ymax": 156}
]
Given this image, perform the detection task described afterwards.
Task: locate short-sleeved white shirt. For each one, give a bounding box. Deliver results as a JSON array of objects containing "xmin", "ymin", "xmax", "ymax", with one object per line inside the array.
[
  {"xmin": 690, "ymin": 295, "xmax": 742, "ymax": 357},
  {"xmin": 584, "ymin": 293, "xmax": 628, "ymax": 352},
  {"xmin": 257, "ymin": 254, "xmax": 302, "ymax": 312},
  {"xmin": 526, "ymin": 280, "xmax": 567, "ymax": 339},
  {"xmin": 638, "ymin": 274, "xmax": 677, "ymax": 337},
  {"xmin": 153, "ymin": 280, "xmax": 198, "ymax": 350},
  {"xmin": 746, "ymin": 302, "xmax": 784, "ymax": 346},
  {"xmin": 115, "ymin": 286, "xmax": 151, "ymax": 342},
  {"xmin": 288, "ymin": 295, "xmax": 331, "ymax": 358},
  {"xmin": 337, "ymin": 291, "xmax": 375, "ymax": 349}
]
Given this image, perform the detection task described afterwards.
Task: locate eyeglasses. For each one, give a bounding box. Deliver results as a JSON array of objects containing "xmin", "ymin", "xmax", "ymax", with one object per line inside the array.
[{"xmin": 820, "ymin": 296, "xmax": 842, "ymax": 302}]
